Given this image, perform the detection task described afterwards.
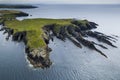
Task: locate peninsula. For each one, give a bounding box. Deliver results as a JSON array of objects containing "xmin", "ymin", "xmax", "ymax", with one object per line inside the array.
[{"xmin": 0, "ymin": 10, "xmax": 117, "ymax": 68}]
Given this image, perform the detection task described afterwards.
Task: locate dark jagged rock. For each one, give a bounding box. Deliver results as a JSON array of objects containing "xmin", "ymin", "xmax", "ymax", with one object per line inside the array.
[
  {"xmin": 43, "ymin": 21, "xmax": 118, "ymax": 58},
  {"xmin": 12, "ymin": 31, "xmax": 26, "ymax": 42},
  {"xmin": 71, "ymin": 19, "xmax": 98, "ymax": 30},
  {"xmin": 65, "ymin": 27, "xmax": 82, "ymax": 48},
  {"xmin": 0, "ymin": 27, "xmax": 5, "ymax": 31},
  {"xmin": 66, "ymin": 25, "xmax": 107, "ymax": 58},
  {"xmin": 94, "ymin": 31, "xmax": 117, "ymax": 42},
  {"xmin": 92, "ymin": 41, "xmax": 108, "ymax": 49},
  {"xmin": 4, "ymin": 29, "xmax": 52, "ymax": 68},
  {"xmin": 85, "ymin": 31, "xmax": 117, "ymax": 48},
  {"xmin": 0, "ymin": 27, "xmax": 13, "ymax": 40},
  {"xmin": 27, "ymin": 47, "xmax": 52, "ymax": 68}
]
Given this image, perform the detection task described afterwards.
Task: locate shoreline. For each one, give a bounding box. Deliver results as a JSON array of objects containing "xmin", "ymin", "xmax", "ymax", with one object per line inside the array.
[{"xmin": 0, "ymin": 10, "xmax": 117, "ymax": 68}]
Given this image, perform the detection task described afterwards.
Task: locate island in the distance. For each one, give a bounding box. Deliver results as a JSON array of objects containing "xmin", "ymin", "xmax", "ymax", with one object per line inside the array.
[
  {"xmin": 0, "ymin": 10, "xmax": 117, "ymax": 68},
  {"xmin": 0, "ymin": 4, "xmax": 37, "ymax": 9}
]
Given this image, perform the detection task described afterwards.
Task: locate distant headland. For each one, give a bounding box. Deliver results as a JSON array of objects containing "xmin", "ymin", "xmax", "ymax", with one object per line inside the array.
[{"xmin": 0, "ymin": 4, "xmax": 37, "ymax": 9}]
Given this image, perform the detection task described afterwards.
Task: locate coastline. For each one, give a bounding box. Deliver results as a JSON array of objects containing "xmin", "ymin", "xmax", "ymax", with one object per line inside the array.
[{"xmin": 0, "ymin": 10, "xmax": 117, "ymax": 68}]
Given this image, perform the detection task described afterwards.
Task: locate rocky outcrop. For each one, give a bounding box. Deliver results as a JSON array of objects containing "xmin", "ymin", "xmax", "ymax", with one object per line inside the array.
[
  {"xmin": 71, "ymin": 20, "xmax": 98, "ymax": 30},
  {"xmin": 44, "ymin": 21, "xmax": 117, "ymax": 58},
  {"xmin": 0, "ymin": 26, "xmax": 52, "ymax": 68},
  {"xmin": 12, "ymin": 31, "xmax": 26, "ymax": 42},
  {"xmin": 0, "ymin": 27, "xmax": 13, "ymax": 40},
  {"xmin": 85, "ymin": 31, "xmax": 117, "ymax": 48},
  {"xmin": 12, "ymin": 31, "xmax": 52, "ymax": 68},
  {"xmin": 27, "ymin": 47, "xmax": 52, "ymax": 68}
]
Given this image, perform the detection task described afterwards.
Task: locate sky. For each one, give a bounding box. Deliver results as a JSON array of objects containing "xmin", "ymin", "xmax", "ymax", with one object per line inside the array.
[{"xmin": 0, "ymin": 0, "xmax": 120, "ymax": 4}]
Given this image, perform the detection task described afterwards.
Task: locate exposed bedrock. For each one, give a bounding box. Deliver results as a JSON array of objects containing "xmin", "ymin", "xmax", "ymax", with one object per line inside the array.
[
  {"xmin": 44, "ymin": 22, "xmax": 117, "ymax": 58},
  {"xmin": 66, "ymin": 25, "xmax": 108, "ymax": 58},
  {"xmin": 71, "ymin": 19, "xmax": 98, "ymax": 30},
  {"xmin": 0, "ymin": 22, "xmax": 52, "ymax": 68},
  {"xmin": 0, "ymin": 27, "xmax": 13, "ymax": 40},
  {"xmin": 12, "ymin": 31, "xmax": 52, "ymax": 68},
  {"xmin": 85, "ymin": 31, "xmax": 117, "ymax": 48},
  {"xmin": 0, "ymin": 27, "xmax": 52, "ymax": 68},
  {"xmin": 12, "ymin": 31, "xmax": 26, "ymax": 42},
  {"xmin": 26, "ymin": 47, "xmax": 52, "ymax": 68}
]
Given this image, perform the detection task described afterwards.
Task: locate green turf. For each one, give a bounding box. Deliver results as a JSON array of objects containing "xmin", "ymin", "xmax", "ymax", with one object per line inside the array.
[
  {"xmin": 0, "ymin": 10, "xmax": 90, "ymax": 50},
  {"xmin": 4, "ymin": 18, "xmax": 73, "ymax": 49}
]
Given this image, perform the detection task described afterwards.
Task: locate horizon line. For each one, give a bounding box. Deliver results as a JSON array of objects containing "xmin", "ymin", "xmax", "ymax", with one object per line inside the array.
[{"xmin": 0, "ymin": 3, "xmax": 120, "ymax": 5}]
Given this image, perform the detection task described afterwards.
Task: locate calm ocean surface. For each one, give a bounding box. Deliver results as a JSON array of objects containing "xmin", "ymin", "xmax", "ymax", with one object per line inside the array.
[{"xmin": 0, "ymin": 4, "xmax": 120, "ymax": 80}]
